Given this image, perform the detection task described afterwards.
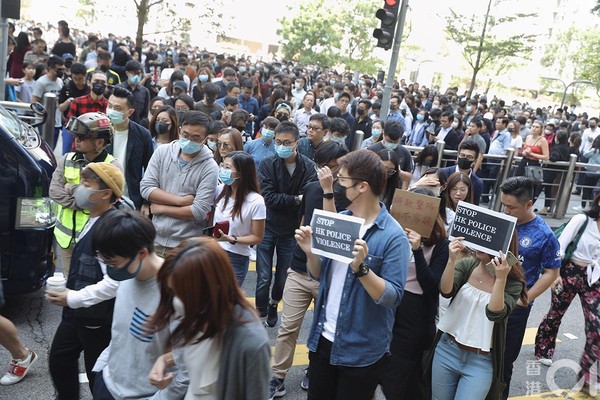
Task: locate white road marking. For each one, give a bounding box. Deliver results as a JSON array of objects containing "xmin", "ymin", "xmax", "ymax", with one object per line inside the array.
[
  {"xmin": 79, "ymin": 373, "xmax": 89, "ymax": 383},
  {"xmin": 563, "ymin": 333, "xmax": 578, "ymax": 340}
]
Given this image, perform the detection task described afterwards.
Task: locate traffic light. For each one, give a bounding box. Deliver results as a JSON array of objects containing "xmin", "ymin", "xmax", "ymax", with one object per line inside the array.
[{"xmin": 373, "ymin": 0, "xmax": 400, "ymax": 50}]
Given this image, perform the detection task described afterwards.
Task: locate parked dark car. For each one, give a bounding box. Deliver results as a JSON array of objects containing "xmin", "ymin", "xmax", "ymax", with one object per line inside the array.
[{"xmin": 0, "ymin": 103, "xmax": 56, "ymax": 294}]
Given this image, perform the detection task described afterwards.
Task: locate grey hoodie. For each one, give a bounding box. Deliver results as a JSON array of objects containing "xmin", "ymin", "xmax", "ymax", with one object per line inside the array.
[{"xmin": 140, "ymin": 141, "xmax": 218, "ymax": 247}]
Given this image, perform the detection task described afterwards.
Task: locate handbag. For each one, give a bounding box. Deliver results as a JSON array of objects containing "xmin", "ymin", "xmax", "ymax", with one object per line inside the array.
[
  {"xmin": 554, "ymin": 217, "xmax": 589, "ymax": 267},
  {"xmin": 525, "ymin": 165, "xmax": 544, "ymax": 183}
]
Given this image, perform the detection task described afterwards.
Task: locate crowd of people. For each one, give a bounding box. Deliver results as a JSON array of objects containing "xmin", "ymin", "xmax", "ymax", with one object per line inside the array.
[{"xmin": 0, "ymin": 17, "xmax": 599, "ymax": 400}]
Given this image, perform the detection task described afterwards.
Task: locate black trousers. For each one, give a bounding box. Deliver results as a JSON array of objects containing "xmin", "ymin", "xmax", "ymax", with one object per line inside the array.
[
  {"xmin": 92, "ymin": 369, "xmax": 116, "ymax": 400},
  {"xmin": 308, "ymin": 335, "xmax": 389, "ymax": 400},
  {"xmin": 49, "ymin": 318, "xmax": 111, "ymax": 400},
  {"xmin": 380, "ymin": 291, "xmax": 435, "ymax": 400}
]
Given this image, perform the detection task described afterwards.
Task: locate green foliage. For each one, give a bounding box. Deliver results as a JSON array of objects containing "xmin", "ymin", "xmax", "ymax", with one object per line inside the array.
[
  {"xmin": 445, "ymin": 0, "xmax": 537, "ymax": 96},
  {"xmin": 277, "ymin": 0, "xmax": 384, "ymax": 73},
  {"xmin": 75, "ymin": 0, "xmax": 96, "ymax": 25}
]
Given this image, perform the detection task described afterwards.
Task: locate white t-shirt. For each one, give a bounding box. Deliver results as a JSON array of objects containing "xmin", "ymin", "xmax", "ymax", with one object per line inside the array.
[
  {"xmin": 112, "ymin": 129, "xmax": 129, "ymax": 195},
  {"xmin": 322, "ymin": 223, "xmax": 372, "ymax": 342},
  {"xmin": 213, "ymin": 186, "xmax": 266, "ymax": 257}
]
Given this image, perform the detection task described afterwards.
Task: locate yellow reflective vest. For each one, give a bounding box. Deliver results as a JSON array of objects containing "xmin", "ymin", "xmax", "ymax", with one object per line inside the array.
[{"xmin": 54, "ymin": 152, "xmax": 114, "ymax": 248}]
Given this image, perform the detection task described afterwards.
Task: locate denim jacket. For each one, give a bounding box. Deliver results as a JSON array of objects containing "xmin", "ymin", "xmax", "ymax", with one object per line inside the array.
[{"xmin": 307, "ymin": 204, "xmax": 410, "ymax": 367}]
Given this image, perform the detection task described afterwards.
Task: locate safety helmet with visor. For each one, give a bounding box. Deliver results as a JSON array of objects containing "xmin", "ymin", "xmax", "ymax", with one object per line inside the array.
[{"xmin": 66, "ymin": 112, "xmax": 113, "ymax": 145}]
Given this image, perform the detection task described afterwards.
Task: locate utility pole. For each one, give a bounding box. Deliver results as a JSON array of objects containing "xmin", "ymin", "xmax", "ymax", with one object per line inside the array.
[{"xmin": 379, "ymin": 0, "xmax": 409, "ymax": 123}]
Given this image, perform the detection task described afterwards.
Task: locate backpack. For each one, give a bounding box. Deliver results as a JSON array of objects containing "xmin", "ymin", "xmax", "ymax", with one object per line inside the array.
[{"xmin": 554, "ymin": 216, "xmax": 589, "ymax": 266}]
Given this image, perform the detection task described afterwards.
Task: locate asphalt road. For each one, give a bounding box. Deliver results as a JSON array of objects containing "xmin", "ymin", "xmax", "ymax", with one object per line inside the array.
[{"xmin": 0, "ymin": 255, "xmax": 595, "ymax": 400}]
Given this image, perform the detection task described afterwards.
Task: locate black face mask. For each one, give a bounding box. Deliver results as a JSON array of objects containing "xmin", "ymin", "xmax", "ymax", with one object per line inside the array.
[
  {"xmin": 276, "ymin": 113, "xmax": 289, "ymax": 122},
  {"xmin": 333, "ymin": 182, "xmax": 353, "ymax": 211},
  {"xmin": 55, "ymin": 70, "xmax": 64, "ymax": 79},
  {"xmin": 154, "ymin": 121, "xmax": 169, "ymax": 134},
  {"xmin": 91, "ymin": 83, "xmax": 106, "ymax": 95},
  {"xmin": 457, "ymin": 157, "xmax": 473, "ymax": 170},
  {"xmin": 357, "ymin": 108, "xmax": 365, "ymax": 116},
  {"xmin": 99, "ymin": 65, "xmax": 109, "ymax": 72},
  {"xmin": 422, "ymin": 160, "xmax": 432, "ymax": 168}
]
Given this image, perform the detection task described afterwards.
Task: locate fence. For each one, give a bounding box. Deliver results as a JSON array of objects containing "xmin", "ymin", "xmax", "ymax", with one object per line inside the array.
[{"xmin": 406, "ymin": 140, "xmax": 590, "ymax": 220}]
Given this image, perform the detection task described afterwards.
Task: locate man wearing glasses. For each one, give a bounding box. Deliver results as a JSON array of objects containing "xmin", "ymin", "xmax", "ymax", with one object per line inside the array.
[
  {"xmin": 442, "ymin": 140, "xmax": 484, "ymax": 205},
  {"xmin": 140, "ymin": 111, "xmax": 218, "ymax": 257},
  {"xmin": 50, "ymin": 112, "xmax": 123, "ymax": 278},
  {"xmin": 298, "ymin": 114, "xmax": 330, "ymax": 161},
  {"xmin": 257, "ymin": 121, "xmax": 317, "ymax": 328}
]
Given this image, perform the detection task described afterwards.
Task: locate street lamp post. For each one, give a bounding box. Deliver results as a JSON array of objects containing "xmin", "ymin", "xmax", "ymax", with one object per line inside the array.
[
  {"xmin": 407, "ymin": 58, "xmax": 433, "ymax": 83},
  {"xmin": 541, "ymin": 77, "xmax": 597, "ymax": 109}
]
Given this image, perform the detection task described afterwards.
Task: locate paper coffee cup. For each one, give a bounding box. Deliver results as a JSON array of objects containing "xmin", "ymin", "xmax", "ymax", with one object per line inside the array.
[{"xmin": 46, "ymin": 276, "xmax": 67, "ymax": 292}]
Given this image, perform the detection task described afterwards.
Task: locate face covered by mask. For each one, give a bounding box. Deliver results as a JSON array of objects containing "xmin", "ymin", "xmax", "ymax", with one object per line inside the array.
[
  {"xmin": 179, "ymin": 138, "xmax": 203, "ymax": 155},
  {"xmin": 91, "ymin": 83, "xmax": 106, "ymax": 96},
  {"xmin": 199, "ymin": 74, "xmax": 209, "ymax": 83},
  {"xmin": 107, "ymin": 108, "xmax": 126, "ymax": 125},
  {"xmin": 384, "ymin": 140, "xmax": 399, "ymax": 150},
  {"xmin": 154, "ymin": 121, "xmax": 170, "ymax": 134},
  {"xmin": 331, "ymin": 135, "xmax": 346, "ymax": 144},
  {"xmin": 333, "ymin": 181, "xmax": 353, "ymax": 210},
  {"xmin": 261, "ymin": 128, "xmax": 275, "ymax": 141},
  {"xmin": 275, "ymin": 144, "xmax": 294, "ymax": 159},
  {"xmin": 206, "ymin": 140, "xmax": 217, "ymax": 152},
  {"xmin": 105, "ymin": 256, "xmax": 142, "ymax": 281},
  {"xmin": 74, "ymin": 186, "xmax": 106, "ymax": 209},
  {"xmin": 55, "ymin": 69, "xmax": 64, "ymax": 79},
  {"xmin": 219, "ymin": 168, "xmax": 237, "ymax": 185},
  {"xmin": 371, "ymin": 129, "xmax": 382, "ymax": 138},
  {"xmin": 457, "ymin": 157, "xmax": 474, "ymax": 170},
  {"xmin": 128, "ymin": 74, "xmax": 141, "ymax": 85}
]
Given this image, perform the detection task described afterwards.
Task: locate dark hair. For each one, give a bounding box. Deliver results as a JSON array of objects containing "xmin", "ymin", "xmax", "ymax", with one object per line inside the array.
[
  {"xmin": 231, "ymin": 109, "xmax": 249, "ymax": 125},
  {"xmin": 261, "ymin": 116, "xmax": 279, "ymax": 130},
  {"xmin": 500, "ymin": 176, "xmax": 534, "ymax": 203},
  {"xmin": 268, "ymin": 88, "xmax": 286, "ymax": 107},
  {"xmin": 181, "ymin": 110, "xmax": 211, "ymax": 130},
  {"xmin": 203, "ymin": 82, "xmax": 220, "ymax": 98},
  {"xmin": 469, "ymin": 118, "xmax": 483, "ymax": 129},
  {"xmin": 223, "ymin": 68, "xmax": 236, "ymax": 77},
  {"xmin": 215, "ymin": 151, "xmax": 260, "ymax": 222},
  {"xmin": 309, "ymin": 113, "xmax": 330, "ymax": 130},
  {"xmin": 149, "ymin": 105, "xmax": 179, "ymax": 142},
  {"xmin": 209, "ymin": 120, "xmax": 226, "ymax": 135},
  {"xmin": 274, "ymin": 120, "xmax": 299, "ymax": 140},
  {"xmin": 555, "ymin": 130, "xmax": 568, "ymax": 145},
  {"xmin": 70, "ymin": 62, "xmax": 87, "ymax": 75},
  {"xmin": 327, "ymin": 106, "xmax": 342, "ymax": 118},
  {"xmin": 358, "ymin": 99, "xmax": 372, "ymax": 109},
  {"xmin": 15, "ymin": 32, "xmax": 30, "ymax": 53},
  {"xmin": 408, "ymin": 187, "xmax": 448, "ymax": 247},
  {"xmin": 241, "ymin": 78, "xmax": 254, "ymax": 89},
  {"xmin": 215, "ymin": 128, "xmax": 244, "ymax": 164},
  {"xmin": 314, "ymin": 141, "xmax": 349, "ymax": 166},
  {"xmin": 585, "ymin": 192, "xmax": 600, "ymax": 220},
  {"xmin": 47, "ymin": 55, "xmax": 64, "ymax": 69},
  {"xmin": 415, "ymin": 145, "xmax": 439, "ymax": 167},
  {"xmin": 441, "ymin": 111, "xmax": 454, "ymax": 121},
  {"xmin": 459, "ymin": 139, "xmax": 481, "ymax": 158},
  {"xmin": 111, "ymin": 86, "xmax": 135, "ymax": 109},
  {"xmin": 330, "ymin": 117, "xmax": 349, "ymax": 136},
  {"xmin": 80, "ymin": 166, "xmax": 117, "ymax": 202},
  {"xmin": 173, "ymin": 94, "xmax": 195, "ymax": 111},
  {"xmin": 384, "ymin": 120, "xmax": 405, "ymax": 141},
  {"xmin": 225, "ymin": 81, "xmax": 240, "ymax": 93},
  {"xmin": 338, "ymin": 150, "xmax": 387, "ymax": 196},
  {"xmin": 125, "ymin": 60, "xmax": 142, "ymax": 72},
  {"xmin": 148, "ymin": 238, "xmax": 255, "ymax": 346},
  {"xmin": 497, "ymin": 116, "xmax": 509, "ymax": 127},
  {"xmin": 569, "ymin": 132, "xmax": 582, "ymax": 150},
  {"xmin": 223, "ymin": 96, "xmax": 239, "ymax": 107},
  {"xmin": 92, "ymin": 210, "xmax": 155, "ymax": 258},
  {"xmin": 337, "ymin": 92, "xmax": 351, "ymax": 102}
]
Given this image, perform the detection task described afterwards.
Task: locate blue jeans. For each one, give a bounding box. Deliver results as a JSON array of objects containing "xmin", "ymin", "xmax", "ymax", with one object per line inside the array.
[
  {"xmin": 255, "ymin": 229, "xmax": 295, "ymax": 316},
  {"xmin": 226, "ymin": 250, "xmax": 249, "ymax": 286},
  {"xmin": 502, "ymin": 304, "xmax": 532, "ymax": 399},
  {"xmin": 432, "ymin": 332, "xmax": 493, "ymax": 400}
]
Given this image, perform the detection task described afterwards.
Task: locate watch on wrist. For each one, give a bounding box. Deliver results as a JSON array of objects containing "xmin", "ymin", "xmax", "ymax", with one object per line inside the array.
[
  {"xmin": 323, "ymin": 192, "xmax": 334, "ymax": 199},
  {"xmin": 230, "ymin": 235, "xmax": 238, "ymax": 245},
  {"xmin": 352, "ymin": 262, "xmax": 370, "ymax": 278}
]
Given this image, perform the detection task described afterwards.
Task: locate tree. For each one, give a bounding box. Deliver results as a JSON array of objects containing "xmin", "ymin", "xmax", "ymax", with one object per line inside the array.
[
  {"xmin": 445, "ymin": 0, "xmax": 536, "ymax": 97},
  {"xmin": 76, "ymin": 0, "xmax": 96, "ymax": 26},
  {"xmin": 277, "ymin": 0, "xmax": 385, "ymax": 73}
]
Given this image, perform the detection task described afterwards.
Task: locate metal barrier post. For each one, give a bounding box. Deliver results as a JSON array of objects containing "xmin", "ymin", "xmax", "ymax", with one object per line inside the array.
[
  {"xmin": 353, "ymin": 130, "xmax": 364, "ymax": 151},
  {"xmin": 41, "ymin": 93, "xmax": 57, "ymax": 149},
  {"xmin": 492, "ymin": 148, "xmax": 515, "ymax": 211},
  {"xmin": 554, "ymin": 154, "xmax": 578, "ymax": 219},
  {"xmin": 435, "ymin": 140, "xmax": 445, "ymax": 168}
]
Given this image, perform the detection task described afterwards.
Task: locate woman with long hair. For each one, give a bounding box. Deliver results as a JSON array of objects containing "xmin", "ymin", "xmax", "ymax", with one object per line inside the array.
[
  {"xmin": 191, "ymin": 66, "xmax": 213, "ymax": 101},
  {"xmin": 515, "ymin": 120, "xmax": 550, "ymax": 177},
  {"xmin": 411, "ymin": 144, "xmax": 439, "ymax": 185},
  {"xmin": 380, "ymin": 187, "xmax": 450, "ymax": 399},
  {"xmin": 361, "ymin": 119, "xmax": 384, "ymax": 149},
  {"xmin": 428, "ymin": 234, "xmax": 527, "ymax": 400},
  {"xmin": 444, "ymin": 172, "xmax": 474, "ymax": 232},
  {"xmin": 534, "ymin": 194, "xmax": 600, "ymax": 396},
  {"xmin": 148, "ymin": 238, "xmax": 270, "ymax": 399},
  {"xmin": 213, "ymin": 151, "xmax": 265, "ymax": 285},
  {"xmin": 579, "ymin": 135, "xmax": 600, "ymax": 211},
  {"xmin": 214, "ymin": 128, "xmax": 244, "ymax": 166},
  {"xmin": 9, "ymin": 32, "xmax": 30, "ymax": 79},
  {"xmin": 157, "ymin": 70, "xmax": 185, "ymax": 100},
  {"xmin": 149, "ymin": 105, "xmax": 179, "ymax": 148},
  {"xmin": 377, "ymin": 149, "xmax": 401, "ymax": 210}
]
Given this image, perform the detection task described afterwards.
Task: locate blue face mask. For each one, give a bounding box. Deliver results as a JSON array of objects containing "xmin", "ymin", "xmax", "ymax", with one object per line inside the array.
[
  {"xmin": 416, "ymin": 114, "xmax": 425, "ymax": 122},
  {"xmin": 371, "ymin": 129, "xmax": 382, "ymax": 138},
  {"xmin": 219, "ymin": 168, "xmax": 237, "ymax": 185},
  {"xmin": 107, "ymin": 108, "xmax": 125, "ymax": 125},
  {"xmin": 105, "ymin": 257, "xmax": 142, "ymax": 281},
  {"xmin": 331, "ymin": 135, "xmax": 346, "ymax": 144},
  {"xmin": 275, "ymin": 144, "xmax": 294, "ymax": 159},
  {"xmin": 384, "ymin": 141, "xmax": 399, "ymax": 150},
  {"xmin": 128, "ymin": 74, "xmax": 141, "ymax": 85},
  {"xmin": 262, "ymin": 128, "xmax": 274, "ymax": 141},
  {"xmin": 179, "ymin": 138, "xmax": 203, "ymax": 155},
  {"xmin": 238, "ymin": 66, "xmax": 246, "ymax": 73},
  {"xmin": 199, "ymin": 74, "xmax": 209, "ymax": 83}
]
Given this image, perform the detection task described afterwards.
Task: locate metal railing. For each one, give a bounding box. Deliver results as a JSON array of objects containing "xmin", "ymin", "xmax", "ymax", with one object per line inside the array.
[
  {"xmin": 0, "ymin": 93, "xmax": 57, "ymax": 149},
  {"xmin": 406, "ymin": 140, "xmax": 588, "ymax": 220}
]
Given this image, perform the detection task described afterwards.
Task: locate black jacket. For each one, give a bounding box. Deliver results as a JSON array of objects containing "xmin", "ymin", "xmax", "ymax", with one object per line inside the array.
[
  {"xmin": 107, "ymin": 120, "xmax": 154, "ymax": 209},
  {"xmin": 259, "ymin": 153, "xmax": 317, "ymax": 235}
]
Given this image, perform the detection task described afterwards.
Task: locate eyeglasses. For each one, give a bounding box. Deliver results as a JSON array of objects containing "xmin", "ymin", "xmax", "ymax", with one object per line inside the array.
[
  {"xmin": 337, "ymin": 174, "xmax": 361, "ymax": 182},
  {"xmin": 458, "ymin": 154, "xmax": 476, "ymax": 161},
  {"xmin": 274, "ymin": 140, "xmax": 296, "ymax": 146},
  {"xmin": 180, "ymin": 131, "xmax": 204, "ymax": 143},
  {"xmin": 95, "ymin": 253, "xmax": 133, "ymax": 269},
  {"xmin": 307, "ymin": 125, "xmax": 322, "ymax": 131},
  {"xmin": 276, "ymin": 113, "xmax": 289, "ymax": 119},
  {"xmin": 387, "ymin": 169, "xmax": 397, "ymax": 176},
  {"xmin": 451, "ymin": 187, "xmax": 469, "ymax": 194},
  {"xmin": 217, "ymin": 141, "xmax": 230, "ymax": 149},
  {"xmin": 175, "ymin": 108, "xmax": 189, "ymax": 112}
]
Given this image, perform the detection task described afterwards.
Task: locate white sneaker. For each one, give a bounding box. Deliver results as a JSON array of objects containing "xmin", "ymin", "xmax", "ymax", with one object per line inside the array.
[
  {"xmin": 538, "ymin": 358, "xmax": 553, "ymax": 367},
  {"xmin": 572, "ymin": 206, "xmax": 586, "ymax": 212},
  {"xmin": 0, "ymin": 349, "xmax": 37, "ymax": 385},
  {"xmin": 249, "ymin": 246, "xmax": 256, "ymax": 262}
]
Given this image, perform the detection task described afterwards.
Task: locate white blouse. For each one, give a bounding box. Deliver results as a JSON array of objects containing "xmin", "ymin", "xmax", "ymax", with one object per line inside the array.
[
  {"xmin": 437, "ymin": 283, "xmax": 494, "ymax": 351},
  {"xmin": 184, "ymin": 336, "xmax": 222, "ymax": 400}
]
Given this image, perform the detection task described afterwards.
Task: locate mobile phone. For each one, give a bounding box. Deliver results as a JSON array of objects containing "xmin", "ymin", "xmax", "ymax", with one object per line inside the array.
[
  {"xmin": 203, "ymin": 225, "xmax": 215, "ymax": 236},
  {"xmin": 485, "ymin": 251, "xmax": 519, "ymax": 276}
]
